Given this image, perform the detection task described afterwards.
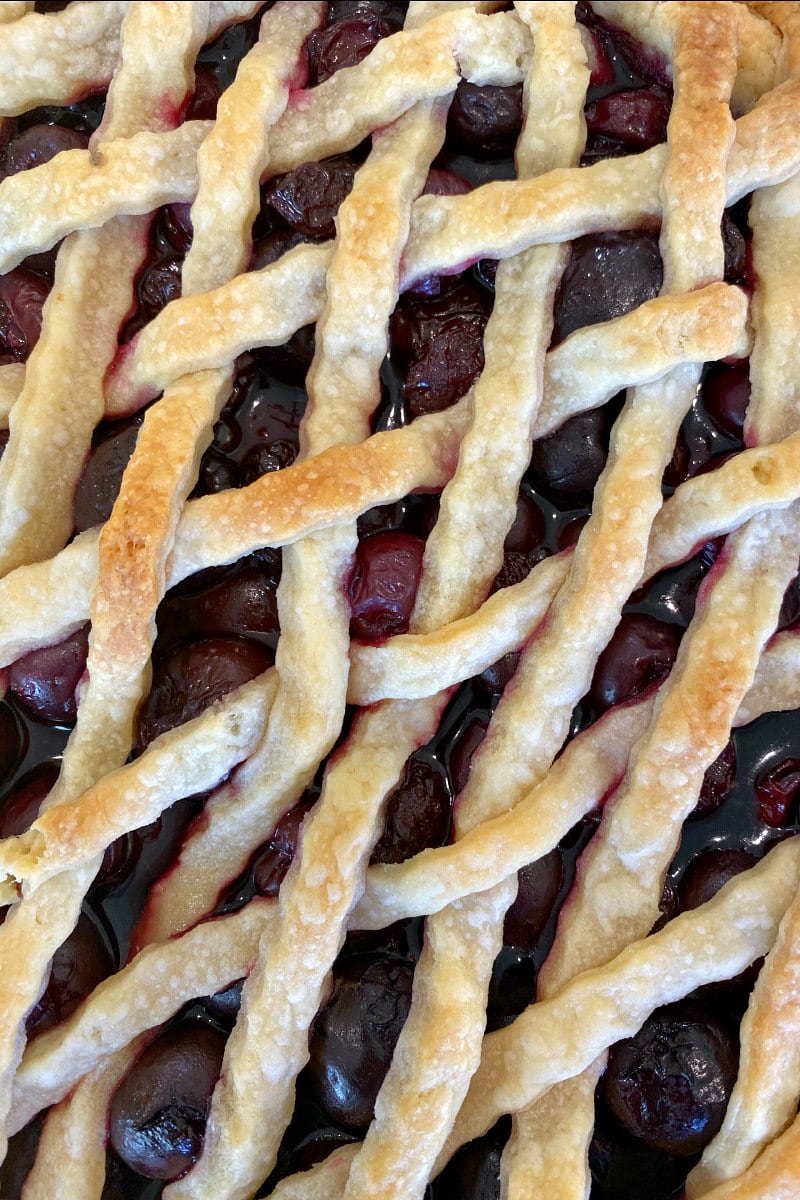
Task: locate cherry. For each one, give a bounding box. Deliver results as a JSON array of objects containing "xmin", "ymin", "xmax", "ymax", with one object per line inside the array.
[
  {"xmin": 585, "ymin": 86, "xmax": 671, "ymax": 150},
  {"xmin": 487, "ymin": 946, "xmax": 537, "ymax": 1030},
  {"xmin": 159, "ymin": 204, "xmax": 194, "ymax": 255},
  {"xmin": 589, "ymin": 614, "xmax": 681, "ymax": 716},
  {"xmin": 527, "ymin": 404, "xmax": 618, "ymax": 503},
  {"xmin": 448, "ymin": 714, "xmax": 488, "ymax": 796},
  {"xmin": 702, "ymin": 361, "xmax": 750, "ymax": 441},
  {"xmin": 110, "ymin": 1022, "xmax": 226, "ymax": 1180},
  {"xmin": 202, "ymin": 979, "xmax": 244, "ymax": 1027},
  {"xmin": 476, "ymin": 651, "xmax": 520, "ymax": 697},
  {"xmin": 284, "ymin": 1127, "xmax": 358, "ymax": 1176},
  {"xmin": 136, "ymin": 254, "xmax": 182, "ymax": 322},
  {"xmin": 0, "ymin": 703, "xmax": 24, "ymax": 787},
  {"xmin": 156, "ymin": 559, "xmax": 280, "ymax": 658},
  {"xmin": 390, "ymin": 281, "xmax": 489, "ymax": 417},
  {"xmin": 692, "ymin": 742, "xmax": 737, "ymax": 819},
  {"xmin": 552, "ymin": 231, "xmax": 662, "ymax": 344},
  {"xmin": 135, "ymin": 637, "xmax": 273, "ymax": 753},
  {"xmin": 663, "ymin": 423, "xmax": 723, "ymax": 490},
  {"xmin": 370, "ymin": 755, "xmax": 451, "ymax": 864},
  {"xmin": 677, "ymin": 847, "xmax": 758, "ymax": 912},
  {"xmin": 602, "ymin": 1001, "xmax": 738, "ymax": 1156},
  {"xmin": 493, "ymin": 500, "xmax": 550, "ymax": 589},
  {"xmin": 307, "ymin": 953, "xmax": 414, "ymax": 1131},
  {"xmin": 0, "ymin": 761, "xmax": 57, "ymax": 837},
  {"xmin": 754, "ymin": 757, "xmax": 800, "ymax": 827},
  {"xmin": 0, "ymin": 269, "xmax": 50, "ymax": 362},
  {"xmin": 8, "ymin": 625, "xmax": 90, "ymax": 724},
  {"xmin": 73, "ymin": 421, "xmax": 141, "ymax": 532},
  {"xmin": 0, "ymin": 1115, "xmax": 46, "ymax": 1200},
  {"xmin": 434, "ymin": 1122, "xmax": 506, "ymax": 1200},
  {"xmin": 186, "ymin": 66, "xmax": 222, "ymax": 120},
  {"xmin": 503, "ymin": 850, "xmax": 563, "ymax": 951},
  {"xmin": 447, "ymin": 82, "xmax": 523, "ymax": 155},
  {"xmin": 307, "ymin": 16, "xmax": 396, "ymax": 85},
  {"xmin": 263, "ymin": 156, "xmax": 359, "ymax": 239},
  {"xmin": 722, "ymin": 212, "xmax": 747, "ymax": 285},
  {"xmin": 251, "ymin": 226, "xmax": 308, "ymax": 271},
  {"xmin": 252, "ymin": 800, "xmax": 312, "ymax": 897},
  {"xmin": 2, "ymin": 123, "xmax": 88, "ymax": 177},
  {"xmin": 348, "ymin": 531, "xmax": 426, "ymax": 641},
  {"xmin": 26, "ymin": 909, "xmax": 116, "ymax": 1039},
  {"xmin": 423, "ymin": 169, "xmax": 472, "ymax": 197}
]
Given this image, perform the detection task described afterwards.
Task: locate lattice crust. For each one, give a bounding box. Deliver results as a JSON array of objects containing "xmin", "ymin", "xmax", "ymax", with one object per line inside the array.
[{"xmin": 0, "ymin": 3, "xmax": 800, "ymax": 1200}]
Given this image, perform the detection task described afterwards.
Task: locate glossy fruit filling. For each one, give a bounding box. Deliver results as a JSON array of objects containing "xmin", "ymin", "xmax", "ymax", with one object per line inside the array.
[{"xmin": 0, "ymin": 5, "xmax": 788, "ymax": 1199}]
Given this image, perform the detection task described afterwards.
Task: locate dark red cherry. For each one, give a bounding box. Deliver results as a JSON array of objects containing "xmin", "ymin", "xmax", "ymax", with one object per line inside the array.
[
  {"xmin": 73, "ymin": 421, "xmax": 140, "ymax": 532},
  {"xmin": 487, "ymin": 946, "xmax": 537, "ymax": 1031},
  {"xmin": 2, "ymin": 123, "xmax": 88, "ymax": 177},
  {"xmin": 135, "ymin": 637, "xmax": 273, "ymax": 752},
  {"xmin": 308, "ymin": 953, "xmax": 414, "ymax": 1131},
  {"xmin": 754, "ymin": 757, "xmax": 800, "ymax": 828},
  {"xmin": 349, "ymin": 531, "xmax": 425, "ymax": 641},
  {"xmin": 722, "ymin": 212, "xmax": 747, "ymax": 285},
  {"xmin": 589, "ymin": 615, "xmax": 680, "ymax": 716},
  {"xmin": 26, "ymin": 910, "xmax": 116, "ymax": 1039},
  {"xmin": 448, "ymin": 714, "xmax": 488, "ymax": 796},
  {"xmin": 252, "ymin": 800, "xmax": 312, "ymax": 897},
  {"xmin": 370, "ymin": 756, "xmax": 451, "ymax": 864},
  {"xmin": 0, "ymin": 703, "xmax": 24, "ymax": 787},
  {"xmin": 503, "ymin": 850, "xmax": 563, "ymax": 951},
  {"xmin": 602, "ymin": 1001, "xmax": 738, "ymax": 1156},
  {"xmin": 186, "ymin": 65, "xmax": 221, "ymax": 120},
  {"xmin": 307, "ymin": 16, "xmax": 395, "ymax": 85},
  {"xmin": 503, "ymin": 492, "xmax": 546, "ymax": 555},
  {"xmin": 390, "ymin": 282, "xmax": 489, "ymax": 417},
  {"xmin": 110, "ymin": 1022, "xmax": 226, "ymax": 1180},
  {"xmin": 0, "ymin": 269, "xmax": 50, "ymax": 361},
  {"xmin": 156, "ymin": 561, "xmax": 280, "ymax": 657},
  {"xmin": 584, "ymin": 86, "xmax": 671, "ymax": 150},
  {"xmin": 692, "ymin": 741, "xmax": 737, "ymax": 819},
  {"xmin": 477, "ymin": 651, "xmax": 520, "ymax": 697},
  {"xmin": 678, "ymin": 847, "xmax": 758, "ymax": 912},
  {"xmin": 251, "ymin": 226, "xmax": 308, "ymax": 271},
  {"xmin": 8, "ymin": 625, "xmax": 90, "ymax": 724},
  {"xmin": 202, "ymin": 979, "xmax": 243, "ymax": 1027},
  {"xmin": 137, "ymin": 255, "xmax": 182, "ymax": 322},
  {"xmin": 285, "ymin": 1127, "xmax": 359, "ymax": 1176},
  {"xmin": 159, "ymin": 203, "xmax": 194, "ymax": 255},
  {"xmin": 663, "ymin": 423, "xmax": 722, "ymax": 489},
  {"xmin": 527, "ymin": 405, "xmax": 617, "ymax": 503},
  {"xmin": 447, "ymin": 82, "xmax": 523, "ymax": 155},
  {"xmin": 423, "ymin": 169, "xmax": 472, "ymax": 197},
  {"xmin": 702, "ymin": 361, "xmax": 750, "ymax": 441},
  {"xmin": 434, "ymin": 1123, "xmax": 504, "ymax": 1200},
  {"xmin": 0, "ymin": 761, "xmax": 57, "ymax": 837},
  {"xmin": 552, "ymin": 231, "xmax": 662, "ymax": 343},
  {"xmin": 263, "ymin": 156, "xmax": 358, "ymax": 239}
]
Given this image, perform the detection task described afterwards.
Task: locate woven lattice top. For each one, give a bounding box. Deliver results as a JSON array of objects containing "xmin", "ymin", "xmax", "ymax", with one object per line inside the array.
[{"xmin": 1, "ymin": 3, "xmax": 800, "ymax": 1199}]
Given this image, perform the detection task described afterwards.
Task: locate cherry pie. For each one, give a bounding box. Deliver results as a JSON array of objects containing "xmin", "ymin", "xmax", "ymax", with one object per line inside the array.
[{"xmin": 0, "ymin": 2, "xmax": 800, "ymax": 1198}]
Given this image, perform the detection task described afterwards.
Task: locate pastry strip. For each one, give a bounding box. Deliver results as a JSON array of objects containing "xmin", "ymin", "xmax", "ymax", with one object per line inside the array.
[{"xmin": 334, "ymin": 10, "xmax": 587, "ymax": 1199}]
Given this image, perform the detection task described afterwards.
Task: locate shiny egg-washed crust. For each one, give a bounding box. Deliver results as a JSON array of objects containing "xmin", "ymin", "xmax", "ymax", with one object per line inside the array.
[{"xmin": 0, "ymin": 4, "xmax": 800, "ymax": 1200}]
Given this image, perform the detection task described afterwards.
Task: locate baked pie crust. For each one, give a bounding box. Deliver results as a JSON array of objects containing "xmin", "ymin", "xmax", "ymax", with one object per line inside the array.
[{"xmin": 0, "ymin": 2, "xmax": 800, "ymax": 1198}]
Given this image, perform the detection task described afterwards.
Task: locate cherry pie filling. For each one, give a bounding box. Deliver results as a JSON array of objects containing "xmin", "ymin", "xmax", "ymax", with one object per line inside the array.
[{"xmin": 0, "ymin": 4, "xmax": 794, "ymax": 1199}]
